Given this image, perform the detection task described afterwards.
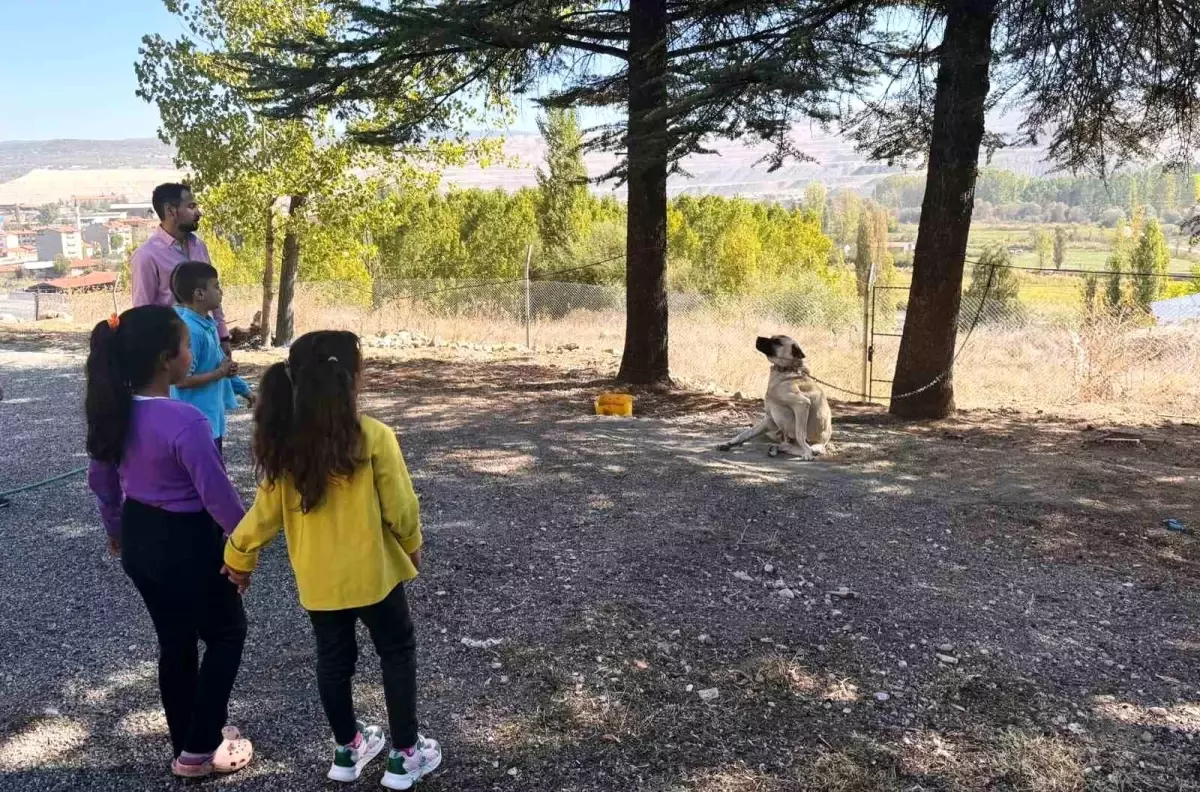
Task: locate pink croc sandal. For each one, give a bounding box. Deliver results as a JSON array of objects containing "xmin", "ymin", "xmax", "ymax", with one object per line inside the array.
[
  {"xmin": 212, "ymin": 725, "xmax": 254, "ymax": 774},
  {"xmin": 171, "ymin": 757, "xmax": 214, "ymax": 779}
]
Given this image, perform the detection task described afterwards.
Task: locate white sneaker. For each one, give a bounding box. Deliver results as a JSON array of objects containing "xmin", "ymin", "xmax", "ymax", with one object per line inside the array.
[
  {"xmin": 327, "ymin": 723, "xmax": 387, "ymax": 783},
  {"xmin": 381, "ymin": 735, "xmax": 442, "ymax": 790}
]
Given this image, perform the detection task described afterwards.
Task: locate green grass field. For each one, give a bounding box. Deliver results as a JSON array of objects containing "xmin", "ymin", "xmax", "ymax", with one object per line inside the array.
[{"xmin": 894, "ymin": 222, "xmax": 1200, "ymax": 275}]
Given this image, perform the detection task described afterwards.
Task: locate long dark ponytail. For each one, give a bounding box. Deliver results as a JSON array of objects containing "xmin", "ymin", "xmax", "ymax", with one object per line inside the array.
[
  {"xmin": 253, "ymin": 330, "xmax": 363, "ymax": 512},
  {"xmin": 85, "ymin": 306, "xmax": 186, "ymax": 463}
]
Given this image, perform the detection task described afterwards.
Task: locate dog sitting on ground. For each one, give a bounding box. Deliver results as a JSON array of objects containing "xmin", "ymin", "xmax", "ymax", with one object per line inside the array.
[{"xmin": 717, "ymin": 335, "xmax": 833, "ymax": 460}]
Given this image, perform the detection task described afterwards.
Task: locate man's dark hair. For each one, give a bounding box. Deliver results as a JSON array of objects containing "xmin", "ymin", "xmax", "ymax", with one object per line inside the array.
[
  {"xmin": 171, "ymin": 260, "xmax": 219, "ymax": 304},
  {"xmin": 151, "ymin": 183, "xmax": 192, "ymax": 221}
]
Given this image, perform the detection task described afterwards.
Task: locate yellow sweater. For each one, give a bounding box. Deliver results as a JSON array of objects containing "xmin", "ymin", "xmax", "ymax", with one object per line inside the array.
[{"xmin": 224, "ymin": 415, "xmax": 422, "ymax": 611}]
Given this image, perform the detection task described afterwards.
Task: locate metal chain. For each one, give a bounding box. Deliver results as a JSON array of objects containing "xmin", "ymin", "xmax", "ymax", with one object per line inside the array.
[{"xmin": 806, "ymin": 260, "xmax": 997, "ymax": 402}]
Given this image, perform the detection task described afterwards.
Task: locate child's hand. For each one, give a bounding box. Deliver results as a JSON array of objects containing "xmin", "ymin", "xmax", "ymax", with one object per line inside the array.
[
  {"xmin": 106, "ymin": 536, "xmax": 121, "ymax": 558},
  {"xmin": 217, "ymin": 357, "xmax": 234, "ymax": 378},
  {"xmin": 228, "ymin": 360, "xmax": 240, "ymax": 376},
  {"xmin": 408, "ymin": 549, "xmax": 422, "ymax": 570},
  {"xmin": 222, "ymin": 565, "xmax": 252, "ymax": 595}
]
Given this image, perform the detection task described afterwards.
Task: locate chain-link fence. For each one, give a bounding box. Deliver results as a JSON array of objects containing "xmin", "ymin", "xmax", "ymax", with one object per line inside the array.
[
  {"xmin": 56, "ymin": 262, "xmax": 1200, "ymax": 420},
  {"xmin": 868, "ymin": 267, "xmax": 1200, "ymax": 418}
]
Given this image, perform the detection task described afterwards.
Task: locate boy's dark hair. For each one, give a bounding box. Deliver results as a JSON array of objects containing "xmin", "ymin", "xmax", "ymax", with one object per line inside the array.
[
  {"xmin": 171, "ymin": 260, "xmax": 219, "ymax": 304},
  {"xmin": 86, "ymin": 306, "xmax": 186, "ymax": 463},
  {"xmin": 254, "ymin": 331, "xmax": 364, "ymax": 513},
  {"xmin": 151, "ymin": 183, "xmax": 192, "ymax": 221}
]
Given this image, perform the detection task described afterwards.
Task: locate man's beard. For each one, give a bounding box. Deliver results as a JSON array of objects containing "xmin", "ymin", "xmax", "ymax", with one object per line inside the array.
[{"xmin": 178, "ymin": 218, "xmax": 200, "ymax": 234}]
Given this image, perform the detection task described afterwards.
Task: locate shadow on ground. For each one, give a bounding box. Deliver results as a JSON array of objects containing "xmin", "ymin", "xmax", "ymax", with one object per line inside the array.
[{"xmin": 2, "ymin": 348, "xmax": 1198, "ymax": 791}]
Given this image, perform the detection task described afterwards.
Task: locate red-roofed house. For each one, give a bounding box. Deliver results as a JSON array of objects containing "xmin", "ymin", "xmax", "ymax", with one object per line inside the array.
[{"xmin": 27, "ymin": 271, "xmax": 118, "ymax": 293}]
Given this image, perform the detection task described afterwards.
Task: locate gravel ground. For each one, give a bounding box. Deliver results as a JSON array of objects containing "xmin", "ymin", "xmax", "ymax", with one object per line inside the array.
[{"xmin": 2, "ymin": 333, "xmax": 1200, "ymax": 791}]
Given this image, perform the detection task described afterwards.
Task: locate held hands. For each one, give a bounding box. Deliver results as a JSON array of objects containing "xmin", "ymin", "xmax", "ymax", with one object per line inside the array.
[
  {"xmin": 106, "ymin": 535, "xmax": 121, "ymax": 558},
  {"xmin": 222, "ymin": 565, "xmax": 252, "ymax": 595},
  {"xmin": 216, "ymin": 357, "xmax": 234, "ymax": 378},
  {"xmin": 409, "ymin": 548, "xmax": 422, "ymax": 571}
]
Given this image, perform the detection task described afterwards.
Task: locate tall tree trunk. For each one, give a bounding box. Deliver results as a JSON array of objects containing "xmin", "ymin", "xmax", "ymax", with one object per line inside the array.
[
  {"xmin": 273, "ymin": 194, "xmax": 307, "ymax": 346},
  {"xmin": 889, "ymin": 0, "xmax": 997, "ymax": 418},
  {"xmin": 617, "ymin": 0, "xmax": 671, "ymax": 386},
  {"xmin": 260, "ymin": 202, "xmax": 275, "ymax": 346}
]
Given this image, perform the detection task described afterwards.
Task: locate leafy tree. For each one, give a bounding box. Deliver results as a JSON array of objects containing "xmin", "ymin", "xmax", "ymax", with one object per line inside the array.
[
  {"xmin": 232, "ymin": 0, "xmax": 877, "ymax": 385},
  {"xmin": 855, "ymin": 210, "xmax": 875, "ymax": 296},
  {"xmin": 51, "ymin": 255, "xmax": 69, "ymax": 277},
  {"xmin": 1033, "ymin": 229, "xmax": 1052, "ymax": 269},
  {"xmin": 802, "ymin": 183, "xmax": 828, "ymax": 226},
  {"xmin": 136, "ymin": 0, "xmax": 482, "ymax": 345},
  {"xmin": 1130, "ymin": 218, "xmax": 1169, "ymax": 310},
  {"xmin": 1052, "ymin": 227, "xmax": 1067, "ymax": 270},
  {"xmin": 960, "ymin": 244, "xmax": 1023, "ymax": 328},
  {"xmin": 1081, "ymin": 272, "xmax": 1100, "ymax": 323},
  {"xmin": 37, "ymin": 204, "xmax": 59, "ymax": 226},
  {"xmin": 853, "ymin": 0, "xmax": 1200, "ymax": 417},
  {"xmin": 1104, "ymin": 224, "xmax": 1128, "ymax": 311},
  {"xmin": 535, "ymin": 108, "xmax": 589, "ymax": 271}
]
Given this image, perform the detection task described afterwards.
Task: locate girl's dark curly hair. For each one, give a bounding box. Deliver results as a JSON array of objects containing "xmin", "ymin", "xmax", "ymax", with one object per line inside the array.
[{"xmin": 254, "ymin": 330, "xmax": 364, "ymax": 512}]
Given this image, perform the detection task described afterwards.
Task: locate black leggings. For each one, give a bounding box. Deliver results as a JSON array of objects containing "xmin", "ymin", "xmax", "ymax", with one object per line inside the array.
[
  {"xmin": 120, "ymin": 499, "xmax": 247, "ymax": 756},
  {"xmin": 308, "ymin": 584, "xmax": 418, "ymax": 748}
]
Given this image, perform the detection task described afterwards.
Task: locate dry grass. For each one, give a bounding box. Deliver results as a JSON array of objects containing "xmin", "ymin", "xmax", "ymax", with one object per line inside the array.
[{"xmin": 67, "ymin": 285, "xmax": 1200, "ymax": 419}]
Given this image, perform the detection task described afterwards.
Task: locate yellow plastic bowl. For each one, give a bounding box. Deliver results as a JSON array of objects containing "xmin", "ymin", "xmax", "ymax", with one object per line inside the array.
[{"xmin": 595, "ymin": 392, "xmax": 634, "ymax": 417}]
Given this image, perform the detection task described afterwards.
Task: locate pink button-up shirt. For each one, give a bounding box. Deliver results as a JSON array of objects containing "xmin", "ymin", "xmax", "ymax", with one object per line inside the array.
[{"xmin": 129, "ymin": 227, "xmax": 227, "ymax": 338}]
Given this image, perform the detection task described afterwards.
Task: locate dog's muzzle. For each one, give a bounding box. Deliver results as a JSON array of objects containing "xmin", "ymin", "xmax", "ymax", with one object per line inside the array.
[{"xmin": 755, "ymin": 336, "xmax": 775, "ymax": 356}]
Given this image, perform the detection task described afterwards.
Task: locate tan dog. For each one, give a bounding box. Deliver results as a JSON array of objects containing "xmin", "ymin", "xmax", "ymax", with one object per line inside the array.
[{"xmin": 717, "ymin": 335, "xmax": 833, "ymax": 460}]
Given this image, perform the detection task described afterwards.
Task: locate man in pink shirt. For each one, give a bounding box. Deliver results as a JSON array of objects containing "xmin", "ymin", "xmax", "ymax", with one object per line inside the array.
[{"xmin": 130, "ymin": 183, "xmax": 229, "ymax": 352}]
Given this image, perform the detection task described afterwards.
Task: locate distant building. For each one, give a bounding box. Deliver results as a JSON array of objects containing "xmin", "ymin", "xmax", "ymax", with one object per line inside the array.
[
  {"xmin": 35, "ymin": 227, "xmax": 83, "ymax": 261},
  {"xmin": 1151, "ymin": 293, "xmax": 1200, "ymax": 325},
  {"xmin": 27, "ymin": 271, "xmax": 118, "ymax": 293},
  {"xmin": 82, "ymin": 222, "xmax": 129, "ymax": 255},
  {"xmin": 0, "ymin": 263, "xmax": 21, "ymax": 280},
  {"xmin": 79, "ymin": 212, "xmax": 129, "ymax": 226},
  {"xmin": 109, "ymin": 202, "xmax": 157, "ymax": 219},
  {"xmin": 0, "ymin": 232, "xmax": 18, "ymax": 256},
  {"xmin": 20, "ymin": 261, "xmax": 57, "ymax": 279}
]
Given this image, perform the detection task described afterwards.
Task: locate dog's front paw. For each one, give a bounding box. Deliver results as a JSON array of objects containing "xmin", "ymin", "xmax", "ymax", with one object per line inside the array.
[
  {"xmin": 716, "ymin": 442, "xmax": 733, "ymax": 452},
  {"xmin": 800, "ymin": 450, "xmax": 815, "ymax": 461}
]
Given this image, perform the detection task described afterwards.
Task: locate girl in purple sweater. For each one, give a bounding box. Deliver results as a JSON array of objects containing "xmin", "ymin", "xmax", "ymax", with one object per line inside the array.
[{"xmin": 86, "ymin": 305, "xmax": 253, "ymax": 779}]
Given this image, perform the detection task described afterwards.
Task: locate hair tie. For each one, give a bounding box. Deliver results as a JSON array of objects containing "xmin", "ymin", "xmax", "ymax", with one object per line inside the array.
[
  {"xmin": 107, "ymin": 313, "xmax": 119, "ymax": 330},
  {"xmin": 328, "ymin": 356, "xmax": 339, "ymax": 364}
]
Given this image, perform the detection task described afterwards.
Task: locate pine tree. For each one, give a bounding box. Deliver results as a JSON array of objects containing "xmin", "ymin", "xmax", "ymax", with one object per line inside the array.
[
  {"xmin": 535, "ymin": 108, "xmax": 588, "ymax": 271},
  {"xmin": 232, "ymin": 0, "xmax": 878, "ymax": 385},
  {"xmin": 852, "ymin": 0, "xmax": 1200, "ymax": 417}
]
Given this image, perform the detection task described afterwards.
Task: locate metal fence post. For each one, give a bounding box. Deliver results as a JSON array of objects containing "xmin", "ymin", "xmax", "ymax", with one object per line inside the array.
[
  {"xmin": 860, "ymin": 262, "xmax": 875, "ymax": 402},
  {"xmin": 34, "ymin": 290, "xmax": 40, "ymax": 322},
  {"xmin": 524, "ymin": 245, "xmax": 533, "ymax": 349}
]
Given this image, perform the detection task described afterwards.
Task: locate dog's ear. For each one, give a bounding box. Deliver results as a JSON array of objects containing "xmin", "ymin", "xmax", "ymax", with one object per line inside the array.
[{"xmin": 793, "ymin": 342, "xmax": 805, "ymax": 360}]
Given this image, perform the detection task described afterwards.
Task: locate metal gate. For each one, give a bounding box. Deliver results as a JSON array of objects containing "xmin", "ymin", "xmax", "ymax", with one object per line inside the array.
[{"xmin": 864, "ymin": 270, "xmax": 908, "ymax": 404}]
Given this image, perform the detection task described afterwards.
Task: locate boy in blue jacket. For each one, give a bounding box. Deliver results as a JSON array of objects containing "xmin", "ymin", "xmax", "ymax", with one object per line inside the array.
[{"xmin": 171, "ymin": 261, "xmax": 252, "ymax": 458}]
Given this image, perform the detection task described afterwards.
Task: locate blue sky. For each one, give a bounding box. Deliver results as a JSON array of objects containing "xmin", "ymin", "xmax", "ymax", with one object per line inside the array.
[
  {"xmin": 0, "ymin": 0, "xmax": 184, "ymax": 140},
  {"xmin": 0, "ymin": 0, "xmax": 558, "ymax": 142}
]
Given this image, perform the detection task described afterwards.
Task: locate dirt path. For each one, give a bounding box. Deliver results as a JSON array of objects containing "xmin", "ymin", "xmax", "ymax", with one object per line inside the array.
[{"xmin": 2, "ymin": 338, "xmax": 1199, "ymax": 791}]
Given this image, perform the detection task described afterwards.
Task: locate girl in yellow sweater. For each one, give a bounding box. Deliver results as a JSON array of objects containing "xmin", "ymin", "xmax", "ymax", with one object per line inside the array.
[{"xmin": 222, "ymin": 330, "xmax": 441, "ymax": 790}]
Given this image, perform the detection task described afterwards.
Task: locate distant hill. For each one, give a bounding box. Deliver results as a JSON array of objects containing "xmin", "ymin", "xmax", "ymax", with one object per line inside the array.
[
  {"xmin": 0, "ymin": 130, "xmax": 1060, "ymax": 205},
  {"xmin": 0, "ymin": 138, "xmax": 175, "ymax": 183}
]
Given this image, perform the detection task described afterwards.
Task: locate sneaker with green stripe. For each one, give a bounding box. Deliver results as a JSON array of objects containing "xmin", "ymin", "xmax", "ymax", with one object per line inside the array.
[
  {"xmin": 381, "ymin": 735, "xmax": 442, "ymax": 790},
  {"xmin": 328, "ymin": 723, "xmax": 386, "ymax": 783}
]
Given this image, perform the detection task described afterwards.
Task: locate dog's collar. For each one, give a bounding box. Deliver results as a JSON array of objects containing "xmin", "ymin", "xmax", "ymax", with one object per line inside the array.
[{"xmin": 771, "ymin": 363, "xmax": 807, "ymax": 374}]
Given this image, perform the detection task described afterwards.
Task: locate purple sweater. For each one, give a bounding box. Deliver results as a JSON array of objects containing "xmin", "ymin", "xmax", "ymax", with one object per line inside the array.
[{"xmin": 87, "ymin": 397, "xmax": 245, "ymax": 537}]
